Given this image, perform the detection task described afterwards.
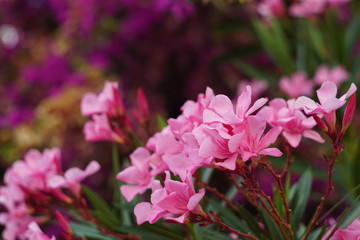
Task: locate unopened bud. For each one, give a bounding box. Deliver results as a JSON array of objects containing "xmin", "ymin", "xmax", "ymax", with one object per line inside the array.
[
  {"xmin": 312, "ymin": 114, "xmax": 328, "ymax": 133},
  {"xmin": 341, "ymin": 94, "xmax": 356, "ymax": 135}
]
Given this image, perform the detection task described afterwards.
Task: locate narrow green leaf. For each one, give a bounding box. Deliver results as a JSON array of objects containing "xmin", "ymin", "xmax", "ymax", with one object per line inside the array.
[
  {"xmin": 338, "ymin": 199, "xmax": 360, "ymax": 229},
  {"xmin": 290, "ymin": 169, "xmax": 312, "ymax": 228},
  {"xmin": 112, "ymin": 144, "xmax": 131, "ymax": 226},
  {"xmin": 82, "ymin": 185, "xmax": 120, "ymax": 228},
  {"xmin": 261, "ymin": 209, "xmax": 285, "ymax": 240},
  {"xmin": 71, "ymin": 222, "xmax": 117, "ymax": 240}
]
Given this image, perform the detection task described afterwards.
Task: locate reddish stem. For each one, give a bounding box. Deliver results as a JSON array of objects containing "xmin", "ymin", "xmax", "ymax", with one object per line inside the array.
[
  {"xmin": 197, "ymin": 213, "xmax": 259, "ymax": 240},
  {"xmin": 302, "ymin": 142, "xmax": 340, "ymax": 240},
  {"xmin": 195, "ymin": 175, "xmax": 238, "ymax": 211}
]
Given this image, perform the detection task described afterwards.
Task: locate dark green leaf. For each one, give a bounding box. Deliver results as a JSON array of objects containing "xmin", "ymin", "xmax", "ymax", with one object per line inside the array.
[{"xmin": 290, "ymin": 169, "xmax": 312, "ymax": 228}]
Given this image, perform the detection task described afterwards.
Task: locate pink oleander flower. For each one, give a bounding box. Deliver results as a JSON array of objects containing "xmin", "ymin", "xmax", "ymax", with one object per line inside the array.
[
  {"xmin": 314, "ymin": 65, "xmax": 349, "ymax": 86},
  {"xmin": 21, "ymin": 222, "xmax": 55, "ymax": 240},
  {"xmin": 258, "ymin": 98, "xmax": 324, "ymax": 147},
  {"xmin": 116, "ymin": 147, "xmax": 154, "ymax": 202},
  {"xmin": 279, "ymin": 72, "xmax": 314, "ymax": 98},
  {"xmin": 231, "ymin": 116, "xmax": 283, "ymax": 161},
  {"xmin": 237, "ymin": 80, "xmax": 268, "ymax": 101},
  {"xmin": 81, "ymin": 81, "xmax": 124, "ymax": 117},
  {"xmin": 289, "ymin": 0, "xmax": 327, "ymax": 17},
  {"xmin": 257, "ymin": 0, "xmax": 285, "ymax": 19},
  {"xmin": 4, "ymin": 148, "xmax": 62, "ymax": 191},
  {"xmin": 134, "ymin": 172, "xmax": 205, "ymax": 225},
  {"xmin": 83, "ymin": 114, "xmax": 126, "ymax": 143},
  {"xmin": 179, "ymin": 87, "xmax": 214, "ymax": 127},
  {"xmin": 48, "ymin": 161, "xmax": 100, "ymax": 196},
  {"xmin": 295, "ymin": 81, "xmax": 357, "ymax": 128},
  {"xmin": 0, "ymin": 186, "xmax": 35, "ymax": 240},
  {"xmin": 323, "ymin": 218, "xmax": 360, "ymax": 240},
  {"xmin": 203, "ymin": 85, "xmax": 267, "ymax": 125},
  {"xmin": 196, "ymin": 123, "xmax": 242, "ymax": 170}
]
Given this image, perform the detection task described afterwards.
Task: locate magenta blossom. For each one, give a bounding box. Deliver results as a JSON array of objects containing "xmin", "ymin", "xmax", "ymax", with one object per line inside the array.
[
  {"xmin": 258, "ymin": 98, "xmax": 324, "ymax": 147},
  {"xmin": 295, "ymin": 81, "xmax": 357, "ymax": 127},
  {"xmin": 134, "ymin": 172, "xmax": 205, "ymax": 224},
  {"xmin": 279, "ymin": 72, "xmax": 314, "ymax": 98},
  {"xmin": 314, "ymin": 65, "xmax": 349, "ymax": 86}
]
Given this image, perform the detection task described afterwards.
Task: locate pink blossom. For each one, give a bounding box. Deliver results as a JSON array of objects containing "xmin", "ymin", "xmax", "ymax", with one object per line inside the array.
[
  {"xmin": 180, "ymin": 87, "xmax": 214, "ymax": 126},
  {"xmin": 289, "ymin": 0, "xmax": 327, "ymax": 17},
  {"xmin": 323, "ymin": 218, "xmax": 360, "ymax": 240},
  {"xmin": 295, "ymin": 81, "xmax": 357, "ymax": 127},
  {"xmin": 234, "ymin": 116, "xmax": 283, "ymax": 161},
  {"xmin": 116, "ymin": 147, "xmax": 153, "ymax": 202},
  {"xmin": 314, "ymin": 65, "xmax": 349, "ymax": 86},
  {"xmin": 81, "ymin": 81, "xmax": 124, "ymax": 117},
  {"xmin": 21, "ymin": 222, "xmax": 55, "ymax": 240},
  {"xmin": 48, "ymin": 161, "xmax": 100, "ymax": 196},
  {"xmin": 4, "ymin": 148, "xmax": 62, "ymax": 191},
  {"xmin": 197, "ymin": 124, "xmax": 241, "ymax": 170},
  {"xmin": 258, "ymin": 98, "xmax": 324, "ymax": 147},
  {"xmin": 83, "ymin": 114, "xmax": 125, "ymax": 143},
  {"xmin": 237, "ymin": 80, "xmax": 268, "ymax": 101},
  {"xmin": 203, "ymin": 86, "xmax": 267, "ymax": 125},
  {"xmin": 257, "ymin": 0, "xmax": 285, "ymax": 19},
  {"xmin": 279, "ymin": 72, "xmax": 314, "ymax": 98},
  {"xmin": 134, "ymin": 172, "xmax": 205, "ymax": 225},
  {"xmin": 0, "ymin": 186, "xmax": 35, "ymax": 240}
]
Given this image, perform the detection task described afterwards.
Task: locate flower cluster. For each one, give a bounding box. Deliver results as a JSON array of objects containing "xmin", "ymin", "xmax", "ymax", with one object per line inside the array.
[
  {"xmin": 0, "ymin": 148, "xmax": 100, "ymax": 240},
  {"xmin": 81, "ymin": 81, "xmax": 149, "ymax": 144},
  {"xmin": 114, "ymin": 80, "xmax": 356, "ymax": 225}
]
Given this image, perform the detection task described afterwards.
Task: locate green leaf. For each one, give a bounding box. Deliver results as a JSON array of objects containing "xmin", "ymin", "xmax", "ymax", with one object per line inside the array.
[
  {"xmin": 232, "ymin": 60, "xmax": 277, "ymax": 85},
  {"xmin": 261, "ymin": 209, "xmax": 285, "ymax": 240},
  {"xmin": 338, "ymin": 199, "xmax": 360, "ymax": 229},
  {"xmin": 71, "ymin": 222, "xmax": 117, "ymax": 240},
  {"xmin": 82, "ymin": 185, "xmax": 120, "ymax": 229},
  {"xmin": 112, "ymin": 144, "xmax": 131, "ymax": 226},
  {"xmin": 290, "ymin": 169, "xmax": 313, "ymax": 229},
  {"xmin": 252, "ymin": 19, "xmax": 294, "ymax": 74},
  {"xmin": 117, "ymin": 223, "xmax": 184, "ymax": 240},
  {"xmin": 344, "ymin": 15, "xmax": 360, "ymax": 65},
  {"xmin": 207, "ymin": 199, "xmax": 250, "ymax": 234},
  {"xmin": 156, "ymin": 115, "xmax": 168, "ymax": 130}
]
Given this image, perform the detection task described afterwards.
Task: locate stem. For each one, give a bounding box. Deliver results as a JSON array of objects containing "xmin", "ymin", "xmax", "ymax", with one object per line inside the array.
[
  {"xmin": 244, "ymin": 166, "xmax": 293, "ymax": 240},
  {"xmin": 228, "ymin": 174, "xmax": 259, "ymax": 209},
  {"xmin": 302, "ymin": 143, "xmax": 340, "ymax": 240},
  {"xmin": 261, "ymin": 161, "xmax": 292, "ymax": 225},
  {"xmin": 200, "ymin": 213, "xmax": 259, "ymax": 240},
  {"xmin": 281, "ymin": 143, "xmax": 293, "ymax": 178},
  {"xmin": 195, "ymin": 175, "xmax": 238, "ymax": 211},
  {"xmin": 77, "ymin": 198, "xmax": 141, "ymax": 240}
]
